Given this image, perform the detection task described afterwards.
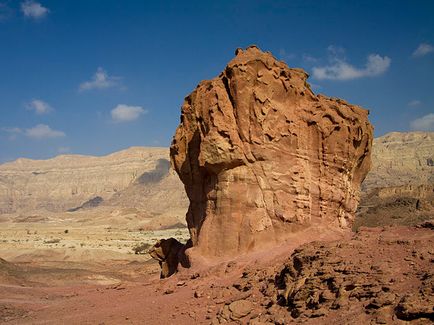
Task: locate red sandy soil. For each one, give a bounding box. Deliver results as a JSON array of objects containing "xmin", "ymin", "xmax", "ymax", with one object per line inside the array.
[{"xmin": 1, "ymin": 224, "xmax": 433, "ymax": 325}]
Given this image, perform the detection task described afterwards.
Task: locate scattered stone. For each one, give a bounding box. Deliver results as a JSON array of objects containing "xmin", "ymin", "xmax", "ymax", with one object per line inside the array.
[
  {"xmin": 188, "ymin": 311, "xmax": 196, "ymax": 319},
  {"xmin": 220, "ymin": 305, "xmax": 231, "ymax": 321},
  {"xmin": 228, "ymin": 299, "xmax": 254, "ymax": 319},
  {"xmin": 194, "ymin": 291, "xmax": 202, "ymax": 298},
  {"xmin": 395, "ymin": 293, "xmax": 434, "ymax": 321},
  {"xmin": 190, "ymin": 272, "xmax": 200, "ymax": 279},
  {"xmin": 211, "ymin": 317, "xmax": 220, "ymax": 325},
  {"xmin": 417, "ymin": 220, "xmax": 434, "ymax": 230}
]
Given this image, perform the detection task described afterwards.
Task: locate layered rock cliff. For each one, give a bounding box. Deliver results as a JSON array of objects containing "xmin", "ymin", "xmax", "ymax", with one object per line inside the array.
[
  {"xmin": 356, "ymin": 131, "xmax": 434, "ymax": 229},
  {"xmin": 362, "ymin": 131, "xmax": 433, "ymax": 190},
  {"xmin": 0, "ymin": 147, "xmax": 187, "ymax": 216},
  {"xmin": 171, "ymin": 46, "xmax": 373, "ymax": 257}
]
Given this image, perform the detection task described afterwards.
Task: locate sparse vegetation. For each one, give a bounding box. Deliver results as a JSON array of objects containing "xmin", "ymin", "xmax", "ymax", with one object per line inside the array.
[
  {"xmin": 44, "ymin": 238, "xmax": 61, "ymax": 244},
  {"xmin": 132, "ymin": 242, "xmax": 151, "ymax": 255}
]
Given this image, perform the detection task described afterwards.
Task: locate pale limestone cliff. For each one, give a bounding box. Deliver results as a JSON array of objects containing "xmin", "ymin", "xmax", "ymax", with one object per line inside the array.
[
  {"xmin": 362, "ymin": 131, "xmax": 434, "ymax": 190},
  {"xmin": 0, "ymin": 147, "xmax": 188, "ymax": 216}
]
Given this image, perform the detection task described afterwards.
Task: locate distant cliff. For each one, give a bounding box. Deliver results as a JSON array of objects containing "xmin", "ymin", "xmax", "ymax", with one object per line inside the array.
[
  {"xmin": 0, "ymin": 147, "xmax": 188, "ymax": 217},
  {"xmin": 362, "ymin": 131, "xmax": 434, "ymax": 191},
  {"xmin": 357, "ymin": 131, "xmax": 434, "ymax": 229}
]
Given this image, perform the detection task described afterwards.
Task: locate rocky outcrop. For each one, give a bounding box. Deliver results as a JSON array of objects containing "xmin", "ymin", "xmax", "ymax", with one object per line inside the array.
[
  {"xmin": 171, "ymin": 46, "xmax": 373, "ymax": 257},
  {"xmin": 273, "ymin": 235, "xmax": 433, "ymax": 322},
  {"xmin": 0, "ymin": 147, "xmax": 188, "ymax": 217},
  {"xmin": 148, "ymin": 238, "xmax": 191, "ymax": 278},
  {"xmin": 211, "ymin": 225, "xmax": 434, "ymax": 324}
]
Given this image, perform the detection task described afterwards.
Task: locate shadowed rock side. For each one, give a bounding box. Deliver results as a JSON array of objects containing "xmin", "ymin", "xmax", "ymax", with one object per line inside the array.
[
  {"xmin": 136, "ymin": 159, "xmax": 170, "ymax": 184},
  {"xmin": 67, "ymin": 196, "xmax": 104, "ymax": 212},
  {"xmin": 148, "ymin": 238, "xmax": 191, "ymax": 278},
  {"xmin": 171, "ymin": 46, "xmax": 373, "ymax": 257}
]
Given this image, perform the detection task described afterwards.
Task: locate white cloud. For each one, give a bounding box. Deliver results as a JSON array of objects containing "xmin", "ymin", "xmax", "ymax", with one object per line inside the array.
[
  {"xmin": 79, "ymin": 67, "xmax": 121, "ymax": 91},
  {"xmin": 25, "ymin": 124, "xmax": 65, "ymax": 139},
  {"xmin": 2, "ymin": 125, "xmax": 65, "ymax": 140},
  {"xmin": 21, "ymin": 1, "xmax": 49, "ymax": 19},
  {"xmin": 312, "ymin": 47, "xmax": 391, "ymax": 80},
  {"xmin": 111, "ymin": 104, "xmax": 146, "ymax": 123},
  {"xmin": 25, "ymin": 99, "xmax": 52, "ymax": 114},
  {"xmin": 410, "ymin": 114, "xmax": 434, "ymax": 131},
  {"xmin": 412, "ymin": 43, "xmax": 434, "ymax": 58},
  {"xmin": 408, "ymin": 100, "xmax": 421, "ymax": 107},
  {"xmin": 1, "ymin": 127, "xmax": 23, "ymax": 140},
  {"xmin": 326, "ymin": 45, "xmax": 346, "ymax": 58}
]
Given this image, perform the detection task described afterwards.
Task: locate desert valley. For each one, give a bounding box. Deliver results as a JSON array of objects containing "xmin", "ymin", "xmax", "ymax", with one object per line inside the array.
[{"xmin": 0, "ymin": 46, "xmax": 433, "ymax": 324}]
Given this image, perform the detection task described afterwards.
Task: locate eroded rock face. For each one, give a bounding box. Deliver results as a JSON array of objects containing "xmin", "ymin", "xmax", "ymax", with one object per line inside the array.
[{"xmin": 171, "ymin": 46, "xmax": 373, "ymax": 257}]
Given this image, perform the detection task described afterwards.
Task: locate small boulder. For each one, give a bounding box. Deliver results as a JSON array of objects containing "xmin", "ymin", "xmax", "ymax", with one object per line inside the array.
[{"xmin": 229, "ymin": 299, "xmax": 254, "ymax": 319}]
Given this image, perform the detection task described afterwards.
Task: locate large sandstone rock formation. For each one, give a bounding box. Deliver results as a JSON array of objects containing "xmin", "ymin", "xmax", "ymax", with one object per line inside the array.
[
  {"xmin": 0, "ymin": 147, "xmax": 187, "ymax": 218},
  {"xmin": 171, "ymin": 46, "xmax": 373, "ymax": 257}
]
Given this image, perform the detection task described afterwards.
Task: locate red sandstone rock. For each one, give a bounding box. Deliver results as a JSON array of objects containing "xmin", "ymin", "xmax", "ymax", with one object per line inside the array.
[
  {"xmin": 171, "ymin": 45, "xmax": 373, "ymax": 257},
  {"xmin": 213, "ymin": 225, "xmax": 434, "ymax": 324}
]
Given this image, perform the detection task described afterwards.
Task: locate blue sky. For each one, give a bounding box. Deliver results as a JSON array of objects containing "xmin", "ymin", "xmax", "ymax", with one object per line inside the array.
[{"xmin": 0, "ymin": 0, "xmax": 433, "ymax": 162}]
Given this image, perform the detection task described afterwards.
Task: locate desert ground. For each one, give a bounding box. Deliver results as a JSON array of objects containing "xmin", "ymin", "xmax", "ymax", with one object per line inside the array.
[
  {"xmin": 1, "ymin": 221, "xmax": 433, "ymax": 324},
  {"xmin": 0, "ymin": 211, "xmax": 191, "ymax": 324}
]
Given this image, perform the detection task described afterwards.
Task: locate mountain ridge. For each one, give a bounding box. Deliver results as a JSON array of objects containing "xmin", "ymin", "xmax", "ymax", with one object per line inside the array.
[
  {"xmin": 0, "ymin": 146, "xmax": 188, "ymax": 218},
  {"xmin": 0, "ymin": 146, "xmax": 168, "ymax": 168},
  {"xmin": 1, "ymin": 132, "xmax": 432, "ymax": 226}
]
